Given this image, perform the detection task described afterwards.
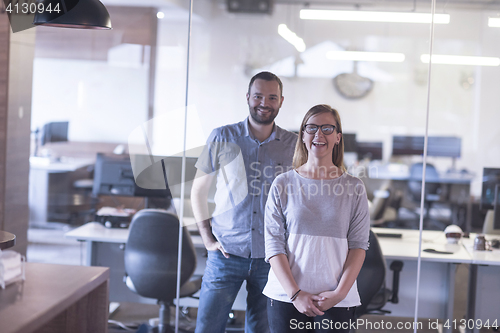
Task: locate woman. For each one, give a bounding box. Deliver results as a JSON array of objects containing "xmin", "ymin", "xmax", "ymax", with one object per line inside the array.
[{"xmin": 263, "ymin": 104, "xmax": 370, "ymax": 332}]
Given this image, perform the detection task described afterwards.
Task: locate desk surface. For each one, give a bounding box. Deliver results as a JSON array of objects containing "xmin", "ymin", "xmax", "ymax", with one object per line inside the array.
[
  {"xmin": 462, "ymin": 233, "xmax": 500, "ymax": 266},
  {"xmin": 69, "ymin": 224, "xmax": 470, "ymax": 263},
  {"xmin": 66, "ymin": 222, "xmax": 130, "ymax": 243},
  {"xmin": 372, "ymin": 227, "xmax": 472, "ymax": 263},
  {"xmin": 0, "ymin": 263, "xmax": 109, "ymax": 333},
  {"xmin": 66, "ymin": 219, "xmax": 203, "ymax": 246},
  {"xmin": 0, "ymin": 231, "xmax": 16, "ymax": 250},
  {"xmin": 367, "ymin": 164, "xmax": 474, "ymax": 184},
  {"xmin": 29, "ymin": 156, "xmax": 94, "ymax": 173}
]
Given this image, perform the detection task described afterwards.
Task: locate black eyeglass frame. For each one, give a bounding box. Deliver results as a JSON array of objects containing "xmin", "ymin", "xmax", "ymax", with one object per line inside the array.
[{"xmin": 303, "ymin": 124, "xmax": 337, "ymax": 135}]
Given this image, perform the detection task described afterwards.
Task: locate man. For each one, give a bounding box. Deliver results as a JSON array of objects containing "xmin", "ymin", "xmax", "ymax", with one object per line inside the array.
[{"xmin": 192, "ymin": 71, "xmax": 297, "ymax": 333}]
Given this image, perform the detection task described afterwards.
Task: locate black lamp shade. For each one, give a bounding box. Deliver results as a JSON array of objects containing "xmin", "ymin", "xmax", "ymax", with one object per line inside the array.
[{"xmin": 33, "ymin": 0, "xmax": 112, "ymax": 30}]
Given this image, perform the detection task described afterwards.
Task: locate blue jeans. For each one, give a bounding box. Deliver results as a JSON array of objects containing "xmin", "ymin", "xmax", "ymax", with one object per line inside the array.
[{"xmin": 195, "ymin": 250, "xmax": 270, "ymax": 333}]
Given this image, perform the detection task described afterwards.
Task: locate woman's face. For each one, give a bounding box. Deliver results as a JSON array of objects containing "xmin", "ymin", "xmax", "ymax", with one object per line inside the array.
[{"xmin": 302, "ymin": 112, "xmax": 342, "ymax": 159}]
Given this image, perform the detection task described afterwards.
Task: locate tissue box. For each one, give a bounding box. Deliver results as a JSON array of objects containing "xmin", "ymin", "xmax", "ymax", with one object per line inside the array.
[{"xmin": 0, "ymin": 250, "xmax": 25, "ymax": 289}]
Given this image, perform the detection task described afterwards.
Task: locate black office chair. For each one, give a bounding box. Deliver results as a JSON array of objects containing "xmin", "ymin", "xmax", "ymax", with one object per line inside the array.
[
  {"xmin": 407, "ymin": 163, "xmax": 447, "ymax": 230},
  {"xmin": 124, "ymin": 209, "xmax": 202, "ymax": 333},
  {"xmin": 356, "ymin": 230, "xmax": 403, "ymax": 318}
]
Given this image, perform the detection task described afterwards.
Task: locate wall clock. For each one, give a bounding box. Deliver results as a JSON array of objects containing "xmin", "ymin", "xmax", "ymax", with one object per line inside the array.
[{"xmin": 333, "ymin": 63, "xmax": 373, "ymax": 100}]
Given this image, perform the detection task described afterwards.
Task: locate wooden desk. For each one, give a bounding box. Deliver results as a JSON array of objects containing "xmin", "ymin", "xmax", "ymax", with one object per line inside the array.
[
  {"xmin": 0, "ymin": 263, "xmax": 109, "ymax": 333},
  {"xmin": 0, "ymin": 231, "xmax": 16, "ymax": 250}
]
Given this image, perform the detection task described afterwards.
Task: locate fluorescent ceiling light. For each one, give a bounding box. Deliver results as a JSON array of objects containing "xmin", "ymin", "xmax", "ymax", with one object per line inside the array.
[
  {"xmin": 300, "ymin": 9, "xmax": 450, "ymax": 24},
  {"xmin": 278, "ymin": 24, "xmax": 306, "ymax": 52},
  {"xmin": 326, "ymin": 51, "xmax": 405, "ymax": 62},
  {"xmin": 421, "ymin": 54, "xmax": 500, "ymax": 66},
  {"xmin": 488, "ymin": 17, "xmax": 500, "ymax": 27},
  {"xmin": 157, "ymin": 12, "xmax": 165, "ymax": 19}
]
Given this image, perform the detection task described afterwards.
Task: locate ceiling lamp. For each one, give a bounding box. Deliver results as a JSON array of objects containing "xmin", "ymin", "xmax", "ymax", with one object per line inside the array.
[
  {"xmin": 421, "ymin": 54, "xmax": 500, "ymax": 66},
  {"xmin": 300, "ymin": 9, "xmax": 450, "ymax": 24},
  {"xmin": 278, "ymin": 24, "xmax": 306, "ymax": 52},
  {"xmin": 488, "ymin": 18, "xmax": 500, "ymax": 27},
  {"xmin": 327, "ymin": 51, "xmax": 405, "ymax": 62},
  {"xmin": 227, "ymin": 0, "xmax": 272, "ymax": 14},
  {"xmin": 33, "ymin": 0, "xmax": 112, "ymax": 30}
]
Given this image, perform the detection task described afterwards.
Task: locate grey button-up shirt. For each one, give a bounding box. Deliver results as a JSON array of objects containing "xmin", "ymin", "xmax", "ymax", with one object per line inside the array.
[{"xmin": 195, "ymin": 117, "xmax": 297, "ymax": 258}]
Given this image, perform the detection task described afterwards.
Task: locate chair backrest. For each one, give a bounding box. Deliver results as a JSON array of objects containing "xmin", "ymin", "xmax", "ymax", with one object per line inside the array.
[
  {"xmin": 483, "ymin": 209, "xmax": 500, "ymax": 235},
  {"xmin": 408, "ymin": 163, "xmax": 440, "ymax": 201},
  {"xmin": 356, "ymin": 229, "xmax": 387, "ymax": 317},
  {"xmin": 371, "ymin": 189, "xmax": 392, "ymax": 222},
  {"xmin": 124, "ymin": 209, "xmax": 197, "ymax": 302}
]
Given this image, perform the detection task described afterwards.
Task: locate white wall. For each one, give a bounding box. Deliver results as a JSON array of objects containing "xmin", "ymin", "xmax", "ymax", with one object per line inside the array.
[
  {"xmin": 30, "ymin": 2, "xmax": 500, "ymax": 196},
  {"xmin": 31, "ymin": 54, "xmax": 149, "ymax": 143},
  {"xmin": 153, "ymin": 3, "xmax": 500, "ymax": 196}
]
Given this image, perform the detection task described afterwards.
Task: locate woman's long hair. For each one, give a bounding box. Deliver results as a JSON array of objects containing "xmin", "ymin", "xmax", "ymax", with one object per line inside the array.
[{"xmin": 292, "ymin": 104, "xmax": 346, "ymax": 172}]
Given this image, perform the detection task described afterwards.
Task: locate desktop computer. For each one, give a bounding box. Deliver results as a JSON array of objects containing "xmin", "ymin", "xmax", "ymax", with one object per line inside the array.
[{"xmin": 92, "ymin": 153, "xmax": 197, "ymax": 228}]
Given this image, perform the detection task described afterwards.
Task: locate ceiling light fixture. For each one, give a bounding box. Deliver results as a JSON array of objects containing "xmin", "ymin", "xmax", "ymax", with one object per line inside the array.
[
  {"xmin": 33, "ymin": 0, "xmax": 112, "ymax": 30},
  {"xmin": 278, "ymin": 24, "xmax": 306, "ymax": 52},
  {"xmin": 326, "ymin": 51, "xmax": 405, "ymax": 62},
  {"xmin": 488, "ymin": 18, "xmax": 500, "ymax": 27},
  {"xmin": 300, "ymin": 9, "xmax": 450, "ymax": 24},
  {"xmin": 421, "ymin": 54, "xmax": 500, "ymax": 66}
]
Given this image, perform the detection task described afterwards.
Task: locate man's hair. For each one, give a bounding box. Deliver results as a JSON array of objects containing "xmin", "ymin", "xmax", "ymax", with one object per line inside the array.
[{"xmin": 247, "ymin": 71, "xmax": 283, "ymax": 97}]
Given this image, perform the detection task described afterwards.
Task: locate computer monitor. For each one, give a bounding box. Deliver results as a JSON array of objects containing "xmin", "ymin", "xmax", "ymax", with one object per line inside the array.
[
  {"xmin": 480, "ymin": 168, "xmax": 500, "ymax": 230},
  {"xmin": 343, "ymin": 133, "xmax": 357, "ymax": 153},
  {"xmin": 93, "ymin": 153, "xmax": 147, "ymax": 197},
  {"xmin": 427, "ymin": 136, "xmax": 461, "ymax": 158},
  {"xmin": 92, "ymin": 153, "xmax": 197, "ymax": 199},
  {"xmin": 356, "ymin": 141, "xmax": 383, "ymax": 160},
  {"xmin": 130, "ymin": 154, "xmax": 198, "ymax": 199},
  {"xmin": 391, "ymin": 135, "xmax": 424, "ymax": 156},
  {"xmin": 40, "ymin": 121, "xmax": 69, "ymax": 145}
]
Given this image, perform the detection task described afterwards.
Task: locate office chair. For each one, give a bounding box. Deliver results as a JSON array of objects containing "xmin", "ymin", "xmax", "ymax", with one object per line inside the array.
[
  {"xmin": 370, "ymin": 181, "xmax": 401, "ymax": 226},
  {"xmin": 124, "ymin": 209, "xmax": 202, "ymax": 333},
  {"xmin": 482, "ymin": 210, "xmax": 500, "ymax": 235},
  {"xmin": 356, "ymin": 230, "xmax": 403, "ymax": 318},
  {"xmin": 407, "ymin": 163, "xmax": 446, "ymax": 230},
  {"xmin": 370, "ymin": 189, "xmax": 394, "ymax": 225}
]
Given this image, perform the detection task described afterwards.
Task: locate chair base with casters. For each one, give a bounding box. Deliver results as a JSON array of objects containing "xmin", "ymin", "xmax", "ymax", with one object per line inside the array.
[
  {"xmin": 124, "ymin": 208, "xmax": 202, "ymax": 333},
  {"xmin": 124, "ymin": 275, "xmax": 201, "ymax": 333},
  {"xmin": 356, "ymin": 230, "xmax": 404, "ymax": 318}
]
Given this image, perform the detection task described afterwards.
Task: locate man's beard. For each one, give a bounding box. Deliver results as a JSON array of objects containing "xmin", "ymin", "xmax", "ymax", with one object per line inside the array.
[{"xmin": 249, "ymin": 107, "xmax": 278, "ymax": 125}]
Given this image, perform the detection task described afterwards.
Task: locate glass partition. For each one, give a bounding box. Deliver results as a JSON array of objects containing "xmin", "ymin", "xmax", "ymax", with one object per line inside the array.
[
  {"xmin": 429, "ymin": 1, "xmax": 500, "ymax": 329},
  {"xmin": 29, "ymin": 7, "xmax": 163, "ymax": 228},
  {"xmin": 181, "ymin": 0, "xmax": 437, "ymax": 330},
  {"xmin": 27, "ymin": 0, "xmax": 500, "ymax": 330}
]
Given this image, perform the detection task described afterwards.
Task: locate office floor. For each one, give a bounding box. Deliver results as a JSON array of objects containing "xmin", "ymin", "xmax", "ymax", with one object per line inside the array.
[{"xmin": 27, "ymin": 223, "xmax": 485, "ymax": 333}]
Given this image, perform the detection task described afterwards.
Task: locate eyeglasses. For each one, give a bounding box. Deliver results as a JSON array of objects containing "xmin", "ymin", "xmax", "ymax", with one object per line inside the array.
[{"xmin": 303, "ymin": 124, "xmax": 336, "ymax": 135}]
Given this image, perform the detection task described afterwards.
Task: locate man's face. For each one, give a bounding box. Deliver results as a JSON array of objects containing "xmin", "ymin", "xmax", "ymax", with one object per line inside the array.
[{"xmin": 246, "ymin": 79, "xmax": 284, "ymax": 125}]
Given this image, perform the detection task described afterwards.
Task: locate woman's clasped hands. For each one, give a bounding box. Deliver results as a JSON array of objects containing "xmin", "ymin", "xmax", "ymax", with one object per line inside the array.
[
  {"xmin": 292, "ymin": 290, "xmax": 346, "ymax": 317},
  {"xmin": 292, "ymin": 290, "xmax": 324, "ymax": 317}
]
